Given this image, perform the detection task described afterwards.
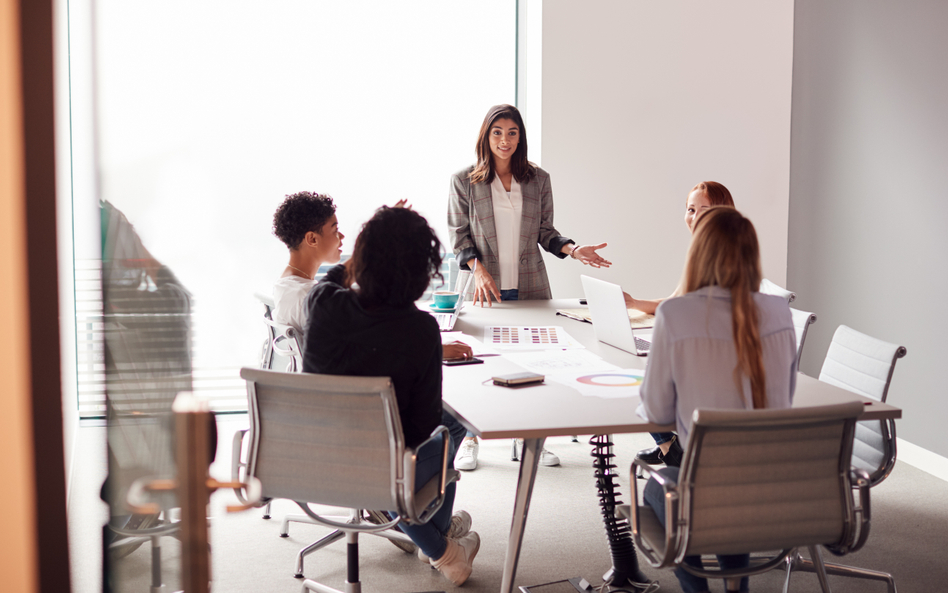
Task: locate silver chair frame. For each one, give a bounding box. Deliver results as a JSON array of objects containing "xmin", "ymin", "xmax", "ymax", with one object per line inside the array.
[
  {"xmin": 789, "ymin": 307, "xmax": 817, "ymax": 366},
  {"xmin": 238, "ymin": 368, "xmax": 456, "ymax": 591},
  {"xmin": 625, "ymin": 403, "xmax": 876, "ymax": 593}
]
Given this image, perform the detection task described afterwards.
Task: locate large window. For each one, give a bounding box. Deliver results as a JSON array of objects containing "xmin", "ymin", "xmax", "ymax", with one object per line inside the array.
[{"xmin": 67, "ymin": 1, "xmax": 517, "ymax": 415}]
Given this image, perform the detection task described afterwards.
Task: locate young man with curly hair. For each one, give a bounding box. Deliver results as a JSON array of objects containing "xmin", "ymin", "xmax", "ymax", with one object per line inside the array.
[{"xmin": 271, "ymin": 191, "xmax": 343, "ymax": 333}]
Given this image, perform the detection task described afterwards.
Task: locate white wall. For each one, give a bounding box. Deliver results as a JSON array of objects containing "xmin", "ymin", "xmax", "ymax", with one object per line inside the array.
[{"xmin": 539, "ymin": 1, "xmax": 794, "ymax": 299}]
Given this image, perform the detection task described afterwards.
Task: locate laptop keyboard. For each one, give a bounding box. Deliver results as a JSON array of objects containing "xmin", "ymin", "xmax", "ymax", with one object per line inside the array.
[
  {"xmin": 635, "ymin": 336, "xmax": 651, "ymax": 353},
  {"xmin": 436, "ymin": 313, "xmax": 454, "ymax": 331}
]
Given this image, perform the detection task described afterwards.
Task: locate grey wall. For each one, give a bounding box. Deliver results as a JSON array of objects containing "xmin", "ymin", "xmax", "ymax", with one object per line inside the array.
[{"xmin": 789, "ymin": 1, "xmax": 948, "ymax": 457}]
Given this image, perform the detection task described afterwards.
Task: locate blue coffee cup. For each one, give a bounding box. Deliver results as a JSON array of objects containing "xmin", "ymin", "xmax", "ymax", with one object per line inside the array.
[{"xmin": 433, "ymin": 291, "xmax": 460, "ymax": 309}]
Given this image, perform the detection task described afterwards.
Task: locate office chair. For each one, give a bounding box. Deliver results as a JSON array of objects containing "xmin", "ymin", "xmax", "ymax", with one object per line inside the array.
[
  {"xmin": 790, "ymin": 307, "xmax": 817, "ymax": 367},
  {"xmin": 779, "ymin": 325, "xmax": 907, "ymax": 592},
  {"xmin": 622, "ymin": 402, "xmax": 874, "ymax": 593},
  {"xmin": 237, "ymin": 368, "xmax": 457, "ymax": 591},
  {"xmin": 243, "ymin": 291, "xmax": 298, "ymax": 520},
  {"xmin": 759, "ymin": 278, "xmax": 796, "ymax": 304}
]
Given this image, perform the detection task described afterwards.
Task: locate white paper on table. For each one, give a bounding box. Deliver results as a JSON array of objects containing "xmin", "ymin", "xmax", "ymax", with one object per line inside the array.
[
  {"xmin": 441, "ymin": 331, "xmax": 500, "ymax": 356},
  {"xmin": 548, "ymin": 368, "xmax": 646, "ymax": 399},
  {"xmin": 503, "ymin": 350, "xmax": 620, "ymax": 376},
  {"xmin": 483, "ymin": 326, "xmax": 585, "ymax": 350}
]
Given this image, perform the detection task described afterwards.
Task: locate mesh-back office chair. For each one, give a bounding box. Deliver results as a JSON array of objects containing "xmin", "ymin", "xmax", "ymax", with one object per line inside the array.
[
  {"xmin": 779, "ymin": 325, "xmax": 907, "ymax": 592},
  {"xmin": 820, "ymin": 325, "xmax": 906, "ymax": 486},
  {"xmin": 623, "ymin": 402, "xmax": 872, "ymax": 593},
  {"xmin": 238, "ymin": 368, "xmax": 457, "ymax": 592},
  {"xmin": 790, "ymin": 307, "xmax": 817, "ymax": 366},
  {"xmin": 760, "ymin": 278, "xmax": 796, "ymax": 304},
  {"xmin": 243, "ymin": 292, "xmax": 300, "ymax": 520},
  {"xmin": 254, "ymin": 292, "xmax": 304, "ymax": 373}
]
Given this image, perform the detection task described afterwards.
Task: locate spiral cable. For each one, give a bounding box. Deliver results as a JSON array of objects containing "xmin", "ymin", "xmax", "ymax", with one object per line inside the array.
[{"xmin": 590, "ymin": 434, "xmax": 656, "ymax": 591}]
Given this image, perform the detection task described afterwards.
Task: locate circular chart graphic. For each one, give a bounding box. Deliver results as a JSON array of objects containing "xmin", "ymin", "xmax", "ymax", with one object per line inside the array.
[{"xmin": 576, "ymin": 373, "xmax": 644, "ymax": 387}]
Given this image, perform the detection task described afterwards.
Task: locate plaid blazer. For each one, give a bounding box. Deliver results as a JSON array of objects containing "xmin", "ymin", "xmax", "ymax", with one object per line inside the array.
[{"xmin": 447, "ymin": 165, "xmax": 572, "ymax": 300}]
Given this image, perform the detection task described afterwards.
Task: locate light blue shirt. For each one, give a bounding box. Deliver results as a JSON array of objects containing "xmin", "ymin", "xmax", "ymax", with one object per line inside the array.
[{"xmin": 640, "ymin": 286, "xmax": 798, "ymax": 446}]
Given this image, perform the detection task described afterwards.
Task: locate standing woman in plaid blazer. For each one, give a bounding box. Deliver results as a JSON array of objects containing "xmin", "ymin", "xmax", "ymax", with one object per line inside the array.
[
  {"xmin": 447, "ymin": 104, "xmax": 612, "ymax": 470},
  {"xmin": 448, "ymin": 104, "xmax": 611, "ymax": 306}
]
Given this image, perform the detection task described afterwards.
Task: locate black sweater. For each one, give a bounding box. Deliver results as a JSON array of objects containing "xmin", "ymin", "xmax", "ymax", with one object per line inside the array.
[{"xmin": 302, "ymin": 265, "xmax": 443, "ymax": 448}]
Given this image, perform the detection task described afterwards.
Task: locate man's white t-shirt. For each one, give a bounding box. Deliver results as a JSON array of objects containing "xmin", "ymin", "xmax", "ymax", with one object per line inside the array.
[{"xmin": 272, "ymin": 275, "xmax": 315, "ymax": 334}]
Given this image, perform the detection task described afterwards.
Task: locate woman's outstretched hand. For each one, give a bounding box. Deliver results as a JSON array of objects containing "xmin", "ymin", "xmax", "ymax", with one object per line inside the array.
[
  {"xmin": 472, "ymin": 263, "xmax": 501, "ymax": 307},
  {"xmin": 573, "ymin": 243, "xmax": 612, "ymax": 268}
]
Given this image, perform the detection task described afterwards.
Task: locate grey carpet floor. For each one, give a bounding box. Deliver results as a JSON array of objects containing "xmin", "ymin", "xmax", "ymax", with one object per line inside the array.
[{"xmin": 69, "ymin": 415, "xmax": 948, "ymax": 593}]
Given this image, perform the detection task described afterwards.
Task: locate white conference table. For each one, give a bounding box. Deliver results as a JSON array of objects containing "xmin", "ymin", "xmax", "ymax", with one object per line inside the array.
[{"xmin": 437, "ymin": 298, "xmax": 902, "ymax": 593}]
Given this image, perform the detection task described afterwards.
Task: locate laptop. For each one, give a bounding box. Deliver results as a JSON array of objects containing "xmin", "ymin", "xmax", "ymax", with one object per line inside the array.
[
  {"xmin": 433, "ymin": 270, "xmax": 473, "ymax": 331},
  {"xmin": 580, "ymin": 275, "xmax": 652, "ymax": 356}
]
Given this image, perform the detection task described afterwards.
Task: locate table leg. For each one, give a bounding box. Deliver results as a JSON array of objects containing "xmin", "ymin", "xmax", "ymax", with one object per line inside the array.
[{"xmin": 500, "ymin": 436, "xmax": 545, "ymax": 593}]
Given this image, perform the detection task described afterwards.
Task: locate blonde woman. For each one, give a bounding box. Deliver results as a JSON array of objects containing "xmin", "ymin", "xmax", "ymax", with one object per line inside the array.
[
  {"xmin": 639, "ymin": 207, "xmax": 797, "ymax": 593},
  {"xmin": 626, "ymin": 181, "xmax": 735, "ymax": 467}
]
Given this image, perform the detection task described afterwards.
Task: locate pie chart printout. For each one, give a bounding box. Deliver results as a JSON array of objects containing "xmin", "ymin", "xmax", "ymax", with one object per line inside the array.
[{"xmin": 550, "ymin": 369, "xmax": 646, "ymax": 399}]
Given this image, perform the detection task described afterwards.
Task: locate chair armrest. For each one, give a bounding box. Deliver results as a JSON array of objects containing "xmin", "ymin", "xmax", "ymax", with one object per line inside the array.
[
  {"xmin": 401, "ymin": 425, "xmax": 455, "ymax": 525},
  {"xmin": 849, "ymin": 467, "xmax": 873, "ymax": 553},
  {"xmin": 231, "ymin": 428, "xmax": 251, "ymax": 505},
  {"xmin": 632, "ymin": 457, "xmax": 673, "ymax": 486},
  {"xmin": 629, "ymin": 458, "xmax": 681, "ymax": 569}
]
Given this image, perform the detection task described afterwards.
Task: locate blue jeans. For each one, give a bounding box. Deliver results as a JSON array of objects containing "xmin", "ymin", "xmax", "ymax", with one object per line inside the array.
[
  {"xmin": 396, "ymin": 433, "xmax": 455, "ymax": 561},
  {"xmin": 651, "ymin": 432, "xmax": 676, "ymax": 445},
  {"xmin": 643, "ymin": 467, "xmax": 749, "ymax": 593},
  {"xmin": 441, "ymin": 410, "xmax": 466, "ymax": 454},
  {"xmin": 500, "ymin": 288, "xmax": 519, "ymax": 301}
]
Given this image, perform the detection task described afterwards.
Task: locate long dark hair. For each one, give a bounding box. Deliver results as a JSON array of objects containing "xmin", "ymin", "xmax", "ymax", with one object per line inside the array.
[
  {"xmin": 347, "ymin": 207, "xmax": 443, "ymax": 308},
  {"xmin": 683, "ymin": 207, "xmax": 766, "ymax": 409},
  {"xmin": 469, "ymin": 104, "xmax": 536, "ymax": 185}
]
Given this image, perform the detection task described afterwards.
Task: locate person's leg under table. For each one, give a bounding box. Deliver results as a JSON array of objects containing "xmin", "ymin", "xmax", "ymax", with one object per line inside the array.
[{"xmin": 398, "ymin": 434, "xmax": 455, "ymax": 559}]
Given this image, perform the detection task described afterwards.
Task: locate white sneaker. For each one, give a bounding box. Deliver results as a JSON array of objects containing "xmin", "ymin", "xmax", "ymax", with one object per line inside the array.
[
  {"xmin": 455, "ymin": 438, "xmax": 478, "ymax": 471},
  {"xmin": 418, "ymin": 510, "xmax": 473, "ymax": 563},
  {"xmin": 431, "ymin": 531, "xmax": 481, "ymax": 586},
  {"xmin": 539, "ymin": 448, "xmax": 560, "ymax": 467},
  {"xmin": 512, "ymin": 439, "xmax": 561, "ymax": 467}
]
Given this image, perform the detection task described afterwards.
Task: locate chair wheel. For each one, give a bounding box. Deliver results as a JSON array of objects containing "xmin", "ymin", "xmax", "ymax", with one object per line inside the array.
[
  {"xmin": 262, "ymin": 514, "xmax": 271, "ymax": 520},
  {"xmin": 280, "ymin": 533, "xmax": 289, "ymax": 538},
  {"xmin": 294, "ymin": 573, "xmax": 303, "ymax": 579}
]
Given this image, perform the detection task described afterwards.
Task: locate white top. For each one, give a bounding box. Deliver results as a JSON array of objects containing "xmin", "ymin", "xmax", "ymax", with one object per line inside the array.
[
  {"xmin": 490, "ymin": 175, "xmax": 523, "ymax": 290},
  {"xmin": 639, "ymin": 286, "xmax": 798, "ymax": 446},
  {"xmin": 272, "ymin": 275, "xmax": 315, "ymax": 333}
]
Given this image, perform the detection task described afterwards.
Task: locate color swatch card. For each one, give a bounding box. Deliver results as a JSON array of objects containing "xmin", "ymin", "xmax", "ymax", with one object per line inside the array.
[{"xmin": 484, "ymin": 326, "xmax": 584, "ymax": 350}]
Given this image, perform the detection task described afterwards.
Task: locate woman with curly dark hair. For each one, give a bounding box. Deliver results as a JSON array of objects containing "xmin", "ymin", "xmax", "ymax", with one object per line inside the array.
[{"xmin": 302, "ymin": 207, "xmax": 480, "ymax": 586}]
